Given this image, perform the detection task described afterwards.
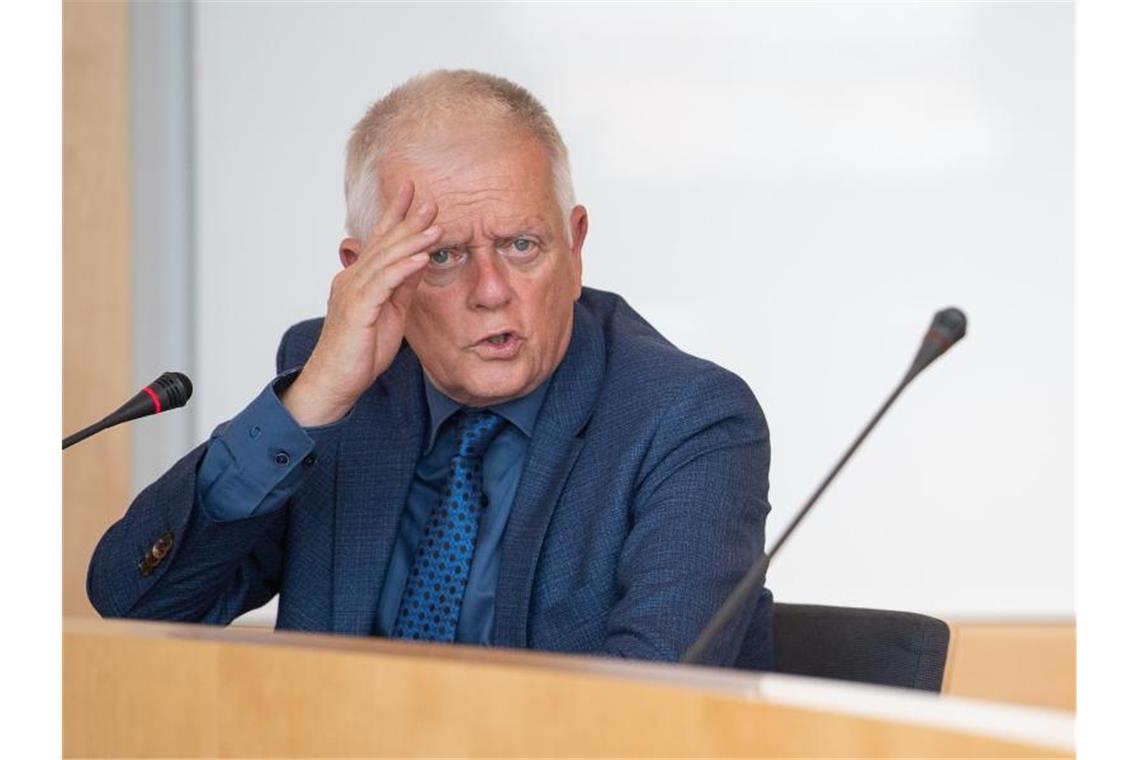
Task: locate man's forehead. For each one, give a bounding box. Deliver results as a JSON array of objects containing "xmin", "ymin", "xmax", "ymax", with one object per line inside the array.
[
  {"xmin": 379, "ymin": 129, "xmax": 551, "ymax": 200},
  {"xmin": 378, "ymin": 143, "xmax": 558, "ymax": 239},
  {"xmin": 423, "ymin": 180, "xmax": 552, "ymax": 231}
]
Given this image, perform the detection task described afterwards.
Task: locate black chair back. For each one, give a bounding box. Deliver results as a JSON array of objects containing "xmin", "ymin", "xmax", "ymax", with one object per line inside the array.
[{"xmin": 770, "ymin": 602, "xmax": 950, "ymax": 692}]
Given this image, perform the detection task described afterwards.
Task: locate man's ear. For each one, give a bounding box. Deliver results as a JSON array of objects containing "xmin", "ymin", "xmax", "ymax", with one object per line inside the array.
[
  {"xmin": 568, "ymin": 205, "xmax": 588, "ymax": 297},
  {"xmin": 339, "ymin": 238, "xmax": 363, "ymax": 268}
]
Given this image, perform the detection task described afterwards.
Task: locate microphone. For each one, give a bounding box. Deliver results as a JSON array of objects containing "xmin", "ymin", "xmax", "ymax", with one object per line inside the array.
[
  {"xmin": 906, "ymin": 307, "xmax": 968, "ymax": 382},
  {"xmin": 63, "ymin": 372, "xmax": 193, "ymax": 450},
  {"xmin": 682, "ymin": 307, "xmax": 967, "ymax": 665}
]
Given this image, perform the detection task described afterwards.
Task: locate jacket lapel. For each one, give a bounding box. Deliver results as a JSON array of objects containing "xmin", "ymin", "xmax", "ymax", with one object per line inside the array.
[
  {"xmin": 493, "ymin": 303, "xmax": 606, "ymax": 647},
  {"xmin": 332, "ymin": 344, "xmax": 425, "ymax": 634}
]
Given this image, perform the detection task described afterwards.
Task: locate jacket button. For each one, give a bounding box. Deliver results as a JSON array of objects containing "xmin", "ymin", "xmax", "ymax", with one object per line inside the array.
[
  {"xmin": 302, "ymin": 453, "xmax": 317, "ymax": 466},
  {"xmin": 153, "ymin": 531, "xmax": 174, "ymax": 559},
  {"xmin": 139, "ymin": 531, "xmax": 175, "ymax": 576},
  {"xmin": 273, "ymin": 450, "xmax": 290, "ymax": 466}
]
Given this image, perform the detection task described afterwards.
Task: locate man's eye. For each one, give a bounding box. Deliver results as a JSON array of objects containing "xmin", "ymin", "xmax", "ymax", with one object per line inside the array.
[
  {"xmin": 428, "ymin": 249, "xmax": 459, "ymax": 266},
  {"xmin": 511, "ymin": 238, "xmax": 533, "ymax": 253}
]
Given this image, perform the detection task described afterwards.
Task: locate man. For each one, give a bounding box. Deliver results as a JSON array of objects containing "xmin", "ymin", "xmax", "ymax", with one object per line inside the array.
[{"xmin": 88, "ymin": 70, "xmax": 773, "ymax": 668}]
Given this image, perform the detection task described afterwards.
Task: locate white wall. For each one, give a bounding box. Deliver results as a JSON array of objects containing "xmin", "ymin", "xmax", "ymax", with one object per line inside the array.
[{"xmin": 182, "ymin": 1, "xmax": 1072, "ymax": 622}]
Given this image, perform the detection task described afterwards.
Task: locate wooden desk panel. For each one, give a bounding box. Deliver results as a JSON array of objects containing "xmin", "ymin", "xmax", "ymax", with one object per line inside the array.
[
  {"xmin": 943, "ymin": 621, "xmax": 1076, "ymax": 712},
  {"xmin": 65, "ymin": 618, "xmax": 1072, "ymax": 758}
]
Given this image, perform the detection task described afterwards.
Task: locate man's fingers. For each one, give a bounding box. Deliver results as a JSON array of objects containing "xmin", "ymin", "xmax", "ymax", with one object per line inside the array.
[
  {"xmin": 359, "ymin": 197, "xmax": 439, "ymax": 272},
  {"xmin": 361, "ymin": 252, "xmax": 430, "ymax": 307},
  {"xmin": 356, "ymin": 222, "xmax": 442, "ymax": 279},
  {"xmin": 386, "ymin": 198, "xmax": 439, "ymax": 252},
  {"xmin": 389, "ymin": 266, "xmax": 424, "ymax": 311},
  {"xmin": 372, "ymin": 177, "xmax": 415, "ymax": 241}
]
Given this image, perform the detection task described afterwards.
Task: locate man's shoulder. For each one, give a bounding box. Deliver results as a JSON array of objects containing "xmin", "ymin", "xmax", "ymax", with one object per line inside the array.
[
  {"xmin": 578, "ymin": 287, "xmax": 768, "ymax": 472},
  {"xmin": 579, "ymin": 287, "xmax": 752, "ymax": 401}
]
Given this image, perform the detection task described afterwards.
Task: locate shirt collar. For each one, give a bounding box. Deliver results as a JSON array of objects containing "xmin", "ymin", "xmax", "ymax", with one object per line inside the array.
[{"xmin": 422, "ymin": 374, "xmax": 552, "ymax": 453}]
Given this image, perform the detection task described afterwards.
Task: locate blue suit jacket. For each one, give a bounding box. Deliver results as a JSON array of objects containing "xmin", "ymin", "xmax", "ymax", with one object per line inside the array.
[{"xmin": 88, "ymin": 288, "xmax": 774, "ymax": 668}]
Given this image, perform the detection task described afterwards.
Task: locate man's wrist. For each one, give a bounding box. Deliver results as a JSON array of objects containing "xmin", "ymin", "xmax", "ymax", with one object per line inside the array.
[{"xmin": 279, "ymin": 371, "xmax": 354, "ymax": 427}]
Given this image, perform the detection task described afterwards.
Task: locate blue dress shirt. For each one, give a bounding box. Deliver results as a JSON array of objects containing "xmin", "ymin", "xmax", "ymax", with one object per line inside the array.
[{"xmin": 194, "ymin": 371, "xmax": 550, "ymax": 644}]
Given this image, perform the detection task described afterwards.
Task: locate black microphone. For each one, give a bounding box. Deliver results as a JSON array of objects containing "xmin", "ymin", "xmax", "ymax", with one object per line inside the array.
[
  {"xmin": 682, "ymin": 307, "xmax": 967, "ymax": 665},
  {"xmin": 906, "ymin": 307, "xmax": 968, "ymax": 382},
  {"xmin": 63, "ymin": 372, "xmax": 193, "ymax": 450}
]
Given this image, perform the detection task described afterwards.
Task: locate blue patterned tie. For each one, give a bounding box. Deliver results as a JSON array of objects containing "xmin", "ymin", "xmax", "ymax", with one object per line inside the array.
[{"xmin": 392, "ymin": 409, "xmax": 506, "ymax": 642}]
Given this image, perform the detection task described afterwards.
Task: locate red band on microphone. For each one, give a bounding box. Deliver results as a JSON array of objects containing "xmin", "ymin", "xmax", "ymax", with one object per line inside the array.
[
  {"xmin": 143, "ymin": 386, "xmax": 163, "ymax": 414},
  {"xmin": 926, "ymin": 328, "xmax": 950, "ymax": 351}
]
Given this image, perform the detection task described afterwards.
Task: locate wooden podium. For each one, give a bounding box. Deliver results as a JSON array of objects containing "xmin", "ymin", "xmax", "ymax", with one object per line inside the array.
[{"xmin": 63, "ymin": 618, "xmax": 1073, "ymax": 758}]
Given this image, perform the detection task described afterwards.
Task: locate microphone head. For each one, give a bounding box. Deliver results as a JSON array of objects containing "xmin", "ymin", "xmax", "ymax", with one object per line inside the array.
[
  {"xmin": 151, "ymin": 371, "xmax": 194, "ymax": 410},
  {"xmin": 933, "ymin": 307, "xmax": 968, "ymax": 344},
  {"xmin": 908, "ymin": 307, "xmax": 967, "ymax": 379}
]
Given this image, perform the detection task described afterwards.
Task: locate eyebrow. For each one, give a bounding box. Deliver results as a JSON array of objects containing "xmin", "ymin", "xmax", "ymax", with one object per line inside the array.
[
  {"xmin": 436, "ymin": 218, "xmax": 554, "ymax": 248},
  {"xmin": 489, "ymin": 218, "xmax": 554, "ymax": 240},
  {"xmin": 434, "ymin": 235, "xmax": 470, "ymax": 249}
]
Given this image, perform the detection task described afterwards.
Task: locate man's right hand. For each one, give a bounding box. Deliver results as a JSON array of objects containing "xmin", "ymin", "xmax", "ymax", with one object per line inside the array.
[{"xmin": 281, "ymin": 178, "xmax": 442, "ymax": 426}]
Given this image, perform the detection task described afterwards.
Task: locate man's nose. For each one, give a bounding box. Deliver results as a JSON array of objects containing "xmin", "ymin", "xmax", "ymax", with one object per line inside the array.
[{"xmin": 466, "ymin": 251, "xmax": 512, "ymax": 310}]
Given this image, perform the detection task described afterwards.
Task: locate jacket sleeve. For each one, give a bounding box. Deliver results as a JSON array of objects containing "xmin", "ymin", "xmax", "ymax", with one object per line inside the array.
[
  {"xmin": 600, "ymin": 366, "xmax": 772, "ymax": 666},
  {"xmin": 85, "ymin": 322, "xmax": 333, "ymax": 623},
  {"xmin": 85, "ymin": 441, "xmax": 290, "ymax": 623}
]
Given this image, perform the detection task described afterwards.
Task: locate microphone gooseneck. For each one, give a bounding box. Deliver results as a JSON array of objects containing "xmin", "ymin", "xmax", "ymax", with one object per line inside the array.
[
  {"xmin": 682, "ymin": 307, "xmax": 967, "ymax": 665},
  {"xmin": 63, "ymin": 372, "xmax": 193, "ymax": 450}
]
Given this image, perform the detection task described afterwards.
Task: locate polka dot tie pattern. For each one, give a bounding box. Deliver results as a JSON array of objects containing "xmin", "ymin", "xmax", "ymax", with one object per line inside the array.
[{"xmin": 392, "ymin": 409, "xmax": 507, "ymax": 642}]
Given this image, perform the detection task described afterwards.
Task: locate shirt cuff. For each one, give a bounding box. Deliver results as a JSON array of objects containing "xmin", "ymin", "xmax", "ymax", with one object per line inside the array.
[{"xmin": 196, "ymin": 370, "xmax": 349, "ymax": 521}]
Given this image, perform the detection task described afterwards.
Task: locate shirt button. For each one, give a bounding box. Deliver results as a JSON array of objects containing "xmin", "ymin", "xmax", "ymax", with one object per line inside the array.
[
  {"xmin": 273, "ymin": 450, "xmax": 290, "ymax": 466},
  {"xmin": 302, "ymin": 453, "xmax": 317, "ymax": 466},
  {"xmin": 249, "ymin": 426, "xmax": 261, "ymax": 439}
]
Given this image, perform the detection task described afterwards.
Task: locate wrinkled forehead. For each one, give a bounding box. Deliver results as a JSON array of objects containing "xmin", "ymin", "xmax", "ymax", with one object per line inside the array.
[{"xmin": 378, "ymin": 127, "xmax": 560, "ymax": 236}]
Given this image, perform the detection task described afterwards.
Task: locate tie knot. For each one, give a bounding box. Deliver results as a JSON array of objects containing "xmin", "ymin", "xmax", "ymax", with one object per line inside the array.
[{"xmin": 453, "ymin": 409, "xmax": 506, "ymax": 459}]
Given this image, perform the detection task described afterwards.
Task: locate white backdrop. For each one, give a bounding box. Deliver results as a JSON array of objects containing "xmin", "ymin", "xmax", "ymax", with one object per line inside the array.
[{"xmin": 173, "ymin": 1, "xmax": 1073, "ymax": 622}]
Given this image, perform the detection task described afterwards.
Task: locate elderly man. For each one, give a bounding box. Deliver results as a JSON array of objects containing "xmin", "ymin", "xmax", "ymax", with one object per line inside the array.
[{"xmin": 88, "ymin": 70, "xmax": 773, "ymax": 668}]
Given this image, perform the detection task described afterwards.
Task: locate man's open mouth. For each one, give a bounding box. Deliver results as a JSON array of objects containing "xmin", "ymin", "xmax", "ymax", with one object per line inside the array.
[{"xmin": 474, "ymin": 331, "xmax": 523, "ymax": 357}]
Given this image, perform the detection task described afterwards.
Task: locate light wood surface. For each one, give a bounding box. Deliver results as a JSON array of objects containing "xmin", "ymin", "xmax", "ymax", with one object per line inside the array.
[
  {"xmin": 943, "ymin": 620, "xmax": 1076, "ymax": 712},
  {"xmin": 64, "ymin": 618, "xmax": 1073, "ymax": 758},
  {"xmin": 62, "ymin": 1, "xmax": 132, "ymax": 618}
]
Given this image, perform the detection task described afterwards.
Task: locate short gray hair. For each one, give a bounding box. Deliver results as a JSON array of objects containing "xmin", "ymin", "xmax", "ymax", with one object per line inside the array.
[{"xmin": 344, "ymin": 69, "xmax": 576, "ymax": 243}]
